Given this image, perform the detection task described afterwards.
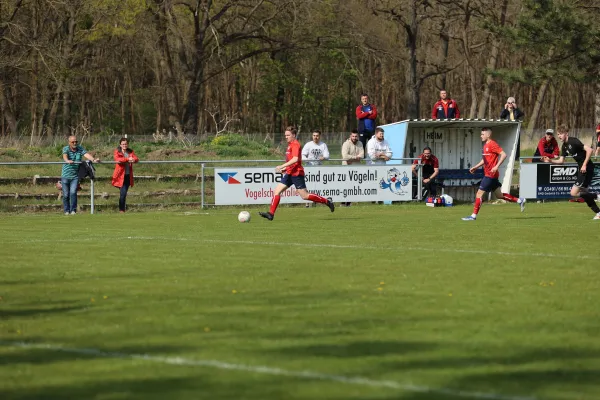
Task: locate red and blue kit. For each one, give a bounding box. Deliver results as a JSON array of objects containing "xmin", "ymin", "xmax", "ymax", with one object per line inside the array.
[
  {"xmin": 285, "ymin": 140, "xmax": 304, "ymax": 176},
  {"xmin": 482, "ymin": 140, "xmax": 502, "ymax": 179}
]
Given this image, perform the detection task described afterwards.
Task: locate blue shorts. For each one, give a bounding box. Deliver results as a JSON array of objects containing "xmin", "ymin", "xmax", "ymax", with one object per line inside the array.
[
  {"xmin": 479, "ymin": 176, "xmax": 502, "ymax": 192},
  {"xmin": 281, "ymin": 174, "xmax": 307, "ymax": 190}
]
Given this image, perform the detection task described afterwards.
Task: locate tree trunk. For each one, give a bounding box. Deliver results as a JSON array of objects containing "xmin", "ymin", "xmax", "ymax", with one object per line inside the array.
[
  {"xmin": 405, "ymin": 0, "xmax": 419, "ymax": 119},
  {"xmin": 183, "ymin": 2, "xmax": 210, "ymax": 135},
  {"xmin": 438, "ymin": 20, "xmax": 449, "ymax": 91},
  {"xmin": 477, "ymin": 0, "xmax": 508, "ymax": 119},
  {"xmin": 154, "ymin": 2, "xmax": 183, "ymax": 136},
  {"xmin": 0, "ymin": 77, "xmax": 18, "ymax": 134},
  {"xmin": 526, "ymin": 79, "xmax": 550, "ymax": 141}
]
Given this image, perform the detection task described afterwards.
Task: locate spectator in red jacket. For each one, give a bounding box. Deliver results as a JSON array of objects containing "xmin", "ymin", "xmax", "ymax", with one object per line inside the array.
[
  {"xmin": 534, "ymin": 129, "xmax": 560, "ymax": 162},
  {"xmin": 355, "ymin": 94, "xmax": 378, "ymax": 151},
  {"xmin": 595, "ymin": 124, "xmax": 600, "ymax": 157},
  {"xmin": 112, "ymin": 138, "xmax": 139, "ymax": 213},
  {"xmin": 431, "ymin": 90, "xmax": 460, "ymax": 120}
]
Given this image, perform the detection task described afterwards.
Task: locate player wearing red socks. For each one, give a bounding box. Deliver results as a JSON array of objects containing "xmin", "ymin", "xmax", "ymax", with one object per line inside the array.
[
  {"xmin": 259, "ymin": 126, "xmax": 334, "ymax": 221},
  {"xmin": 462, "ymin": 127, "xmax": 525, "ymax": 221}
]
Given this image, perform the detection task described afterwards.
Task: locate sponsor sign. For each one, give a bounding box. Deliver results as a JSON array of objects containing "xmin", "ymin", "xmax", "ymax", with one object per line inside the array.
[
  {"xmin": 535, "ymin": 163, "xmax": 600, "ymax": 198},
  {"xmin": 214, "ymin": 165, "xmax": 413, "ymax": 205}
]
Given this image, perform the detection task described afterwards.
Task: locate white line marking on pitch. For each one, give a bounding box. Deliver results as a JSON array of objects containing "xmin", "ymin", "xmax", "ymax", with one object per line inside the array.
[
  {"xmin": 2, "ymin": 236, "xmax": 592, "ymax": 260},
  {"xmin": 0, "ymin": 341, "xmax": 536, "ymax": 400}
]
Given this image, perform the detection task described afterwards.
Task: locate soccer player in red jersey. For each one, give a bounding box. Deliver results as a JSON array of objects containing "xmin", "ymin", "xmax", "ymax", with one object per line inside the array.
[
  {"xmin": 462, "ymin": 127, "xmax": 526, "ymax": 221},
  {"xmin": 259, "ymin": 126, "xmax": 334, "ymax": 221}
]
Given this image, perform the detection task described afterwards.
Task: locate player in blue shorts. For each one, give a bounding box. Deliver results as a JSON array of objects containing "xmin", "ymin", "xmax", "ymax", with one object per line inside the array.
[{"xmin": 259, "ymin": 126, "xmax": 334, "ymax": 221}]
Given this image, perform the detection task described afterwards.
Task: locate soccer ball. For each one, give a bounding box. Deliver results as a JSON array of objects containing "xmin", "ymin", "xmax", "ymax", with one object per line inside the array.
[{"xmin": 238, "ymin": 211, "xmax": 251, "ymax": 223}]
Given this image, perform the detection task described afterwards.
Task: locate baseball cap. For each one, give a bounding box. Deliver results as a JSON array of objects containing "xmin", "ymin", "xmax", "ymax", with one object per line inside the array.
[{"xmin": 545, "ymin": 129, "xmax": 554, "ymax": 135}]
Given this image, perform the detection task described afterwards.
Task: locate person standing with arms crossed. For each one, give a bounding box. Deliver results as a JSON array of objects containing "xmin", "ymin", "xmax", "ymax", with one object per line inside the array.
[
  {"xmin": 543, "ymin": 125, "xmax": 600, "ymax": 219},
  {"xmin": 356, "ymin": 94, "xmax": 378, "ymax": 151},
  {"xmin": 462, "ymin": 127, "xmax": 526, "ymax": 221},
  {"xmin": 259, "ymin": 126, "xmax": 335, "ymax": 221},
  {"xmin": 112, "ymin": 138, "xmax": 139, "ymax": 213}
]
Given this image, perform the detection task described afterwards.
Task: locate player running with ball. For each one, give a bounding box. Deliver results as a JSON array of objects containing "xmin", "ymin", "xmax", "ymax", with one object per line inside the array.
[
  {"xmin": 259, "ymin": 126, "xmax": 334, "ymax": 221},
  {"xmin": 543, "ymin": 125, "xmax": 600, "ymax": 219}
]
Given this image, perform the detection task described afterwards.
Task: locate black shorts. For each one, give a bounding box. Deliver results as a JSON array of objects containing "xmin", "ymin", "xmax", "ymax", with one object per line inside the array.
[
  {"xmin": 479, "ymin": 176, "xmax": 502, "ymax": 192},
  {"xmin": 280, "ymin": 174, "xmax": 307, "ymax": 190},
  {"xmin": 574, "ymin": 170, "xmax": 593, "ymax": 189},
  {"xmin": 597, "ymin": 141, "xmax": 600, "ymax": 149}
]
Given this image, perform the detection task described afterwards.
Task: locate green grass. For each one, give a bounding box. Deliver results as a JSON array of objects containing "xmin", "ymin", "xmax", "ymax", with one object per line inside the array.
[{"xmin": 1, "ymin": 202, "xmax": 600, "ymax": 400}]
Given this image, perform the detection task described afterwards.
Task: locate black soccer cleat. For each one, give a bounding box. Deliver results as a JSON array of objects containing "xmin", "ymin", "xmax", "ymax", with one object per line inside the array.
[
  {"xmin": 259, "ymin": 211, "xmax": 274, "ymax": 221},
  {"xmin": 326, "ymin": 197, "xmax": 335, "ymax": 213}
]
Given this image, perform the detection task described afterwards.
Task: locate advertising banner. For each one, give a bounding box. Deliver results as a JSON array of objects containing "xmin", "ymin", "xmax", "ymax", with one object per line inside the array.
[
  {"xmin": 535, "ymin": 163, "xmax": 600, "ymax": 198},
  {"xmin": 214, "ymin": 165, "xmax": 413, "ymax": 205}
]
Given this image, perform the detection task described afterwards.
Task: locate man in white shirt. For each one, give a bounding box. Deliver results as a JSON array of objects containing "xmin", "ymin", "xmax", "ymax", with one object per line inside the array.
[
  {"xmin": 302, "ymin": 130, "xmax": 330, "ymax": 207},
  {"xmin": 302, "ymin": 130, "xmax": 330, "ymax": 166},
  {"xmin": 366, "ymin": 127, "xmax": 392, "ymax": 165}
]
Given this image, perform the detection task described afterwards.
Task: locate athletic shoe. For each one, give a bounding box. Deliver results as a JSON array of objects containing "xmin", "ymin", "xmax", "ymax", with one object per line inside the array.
[
  {"xmin": 518, "ymin": 198, "xmax": 526, "ymax": 212},
  {"xmin": 70, "ymin": 211, "xmax": 77, "ymax": 215},
  {"xmin": 326, "ymin": 197, "xmax": 335, "ymax": 213},
  {"xmin": 593, "ymin": 213, "xmax": 600, "ymax": 220},
  {"xmin": 461, "ymin": 216, "xmax": 476, "ymax": 221},
  {"xmin": 64, "ymin": 212, "xmax": 70, "ymax": 216},
  {"xmin": 259, "ymin": 211, "xmax": 274, "ymax": 221}
]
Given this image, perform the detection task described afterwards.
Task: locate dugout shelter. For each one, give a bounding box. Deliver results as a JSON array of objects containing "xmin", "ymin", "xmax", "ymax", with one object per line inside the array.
[{"xmin": 379, "ymin": 119, "xmax": 521, "ymax": 201}]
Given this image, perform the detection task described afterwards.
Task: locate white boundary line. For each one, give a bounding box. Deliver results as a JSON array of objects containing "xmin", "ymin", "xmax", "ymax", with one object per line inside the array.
[
  {"xmin": 1, "ymin": 341, "xmax": 537, "ymax": 400},
  {"xmin": 1, "ymin": 236, "xmax": 593, "ymax": 260}
]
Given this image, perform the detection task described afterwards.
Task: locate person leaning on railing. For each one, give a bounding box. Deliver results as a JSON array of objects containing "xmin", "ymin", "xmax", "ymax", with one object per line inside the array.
[
  {"xmin": 341, "ymin": 129, "xmax": 364, "ymax": 206},
  {"xmin": 61, "ymin": 135, "xmax": 100, "ymax": 215}
]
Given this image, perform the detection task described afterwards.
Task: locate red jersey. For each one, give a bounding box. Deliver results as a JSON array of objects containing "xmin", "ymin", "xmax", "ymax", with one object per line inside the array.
[
  {"xmin": 285, "ymin": 139, "xmax": 304, "ymax": 176},
  {"xmin": 412, "ymin": 154, "xmax": 439, "ymax": 177},
  {"xmin": 482, "ymin": 139, "xmax": 503, "ymax": 179}
]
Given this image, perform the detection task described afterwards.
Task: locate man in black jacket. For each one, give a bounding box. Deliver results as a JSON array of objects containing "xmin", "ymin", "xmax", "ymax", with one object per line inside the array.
[{"xmin": 500, "ymin": 97, "xmax": 524, "ymax": 121}]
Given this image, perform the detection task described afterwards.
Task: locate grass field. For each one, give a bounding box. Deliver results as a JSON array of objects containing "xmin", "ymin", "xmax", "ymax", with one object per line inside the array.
[{"xmin": 1, "ymin": 202, "xmax": 599, "ymax": 400}]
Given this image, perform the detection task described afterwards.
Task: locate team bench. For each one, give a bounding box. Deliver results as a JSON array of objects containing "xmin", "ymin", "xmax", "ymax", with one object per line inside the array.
[{"xmin": 436, "ymin": 169, "xmax": 484, "ymax": 191}]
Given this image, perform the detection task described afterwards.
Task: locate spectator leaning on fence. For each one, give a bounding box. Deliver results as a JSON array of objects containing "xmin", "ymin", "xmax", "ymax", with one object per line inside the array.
[
  {"xmin": 61, "ymin": 136, "xmax": 100, "ymax": 215},
  {"xmin": 366, "ymin": 127, "xmax": 392, "ymax": 165},
  {"xmin": 534, "ymin": 129, "xmax": 559, "ymax": 162},
  {"xmin": 302, "ymin": 130, "xmax": 330, "ymax": 166},
  {"xmin": 500, "ymin": 97, "xmax": 525, "ymax": 121},
  {"xmin": 342, "ymin": 129, "xmax": 364, "ymax": 165},
  {"xmin": 341, "ymin": 129, "xmax": 364, "ymax": 207},
  {"xmin": 431, "ymin": 90, "xmax": 460, "ymax": 120},
  {"xmin": 412, "ymin": 146, "xmax": 440, "ymax": 199},
  {"xmin": 112, "ymin": 137, "xmax": 139, "ymax": 213}
]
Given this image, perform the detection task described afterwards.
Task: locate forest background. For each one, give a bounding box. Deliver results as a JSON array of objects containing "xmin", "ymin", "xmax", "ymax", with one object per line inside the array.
[{"xmin": 1, "ymin": 0, "xmax": 600, "ymax": 145}]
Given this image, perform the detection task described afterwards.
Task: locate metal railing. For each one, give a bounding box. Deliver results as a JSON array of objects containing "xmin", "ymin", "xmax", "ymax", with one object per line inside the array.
[{"xmin": 0, "ymin": 158, "xmax": 423, "ymax": 213}]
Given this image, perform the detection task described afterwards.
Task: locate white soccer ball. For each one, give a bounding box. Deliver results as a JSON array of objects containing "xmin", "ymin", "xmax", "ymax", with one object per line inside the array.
[{"xmin": 238, "ymin": 211, "xmax": 251, "ymax": 223}]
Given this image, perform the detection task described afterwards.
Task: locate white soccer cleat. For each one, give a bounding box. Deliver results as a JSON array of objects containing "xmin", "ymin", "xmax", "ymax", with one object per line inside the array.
[
  {"xmin": 518, "ymin": 198, "xmax": 526, "ymax": 212},
  {"xmin": 594, "ymin": 213, "xmax": 600, "ymax": 220},
  {"xmin": 461, "ymin": 216, "xmax": 476, "ymax": 221}
]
